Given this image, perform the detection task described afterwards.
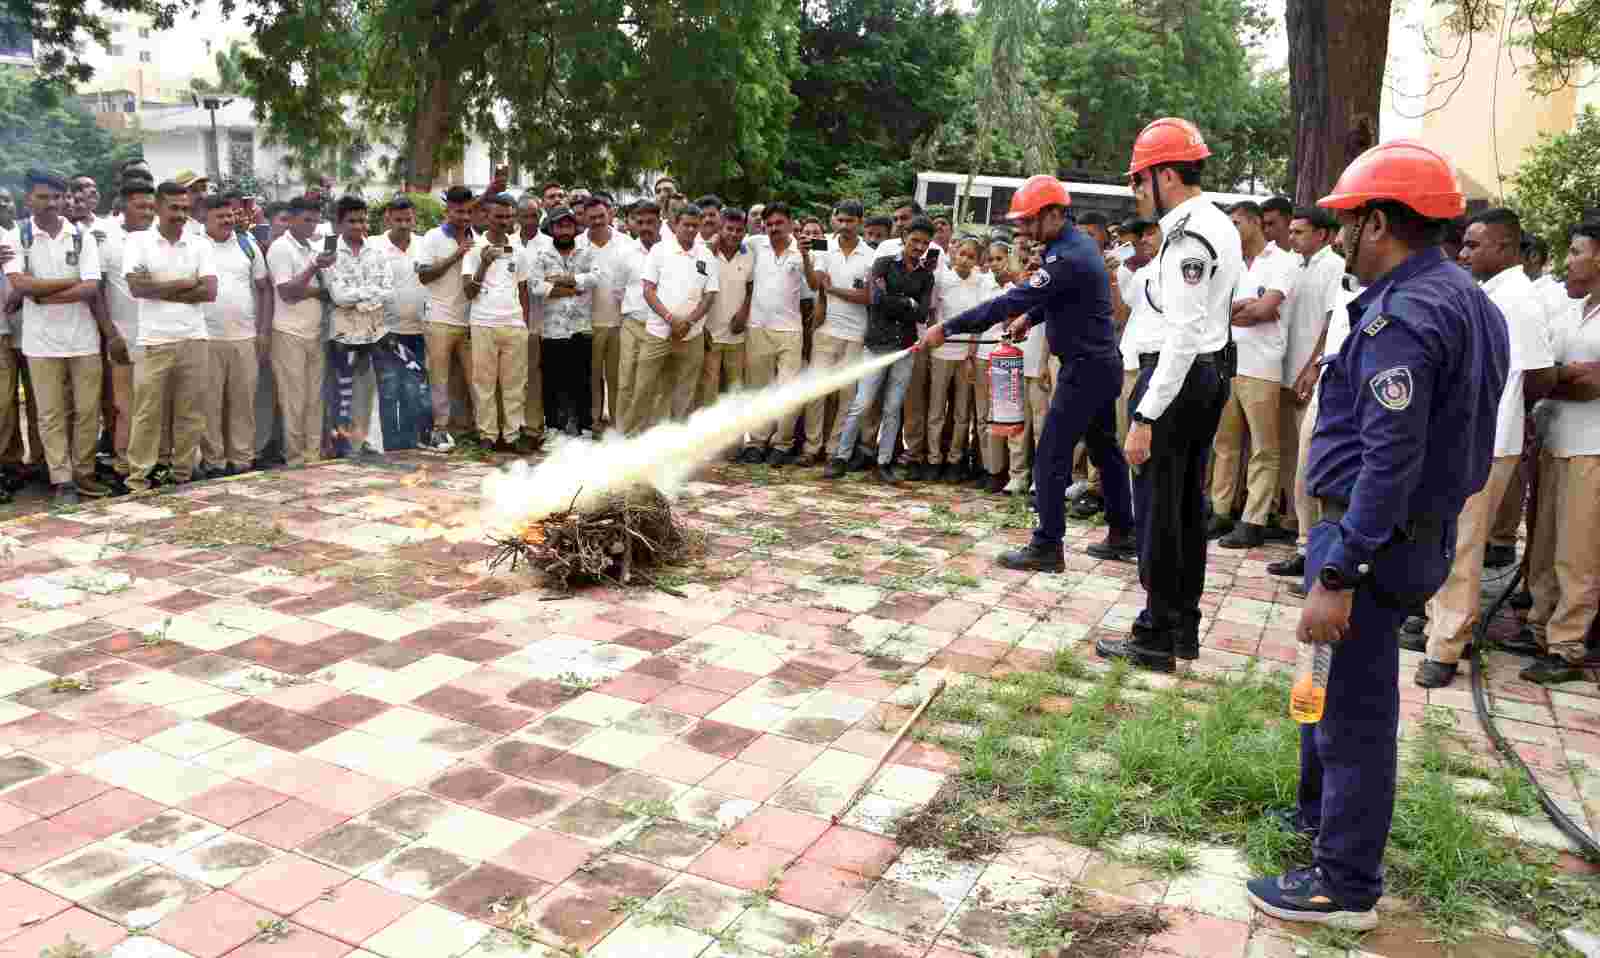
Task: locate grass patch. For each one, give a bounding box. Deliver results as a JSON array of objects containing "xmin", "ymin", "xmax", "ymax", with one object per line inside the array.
[
  {"xmin": 170, "ymin": 511, "xmax": 291, "ymax": 549},
  {"xmin": 1008, "ymin": 890, "xmax": 1169, "ymax": 958}
]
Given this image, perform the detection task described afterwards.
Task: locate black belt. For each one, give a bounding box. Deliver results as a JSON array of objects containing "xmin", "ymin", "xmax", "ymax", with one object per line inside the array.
[
  {"xmin": 1139, "ymin": 351, "xmax": 1217, "ymax": 368},
  {"xmin": 1318, "ymin": 498, "xmax": 1448, "ymax": 541}
]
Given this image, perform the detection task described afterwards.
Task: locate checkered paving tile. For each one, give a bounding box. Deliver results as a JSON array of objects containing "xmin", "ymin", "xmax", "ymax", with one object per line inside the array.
[{"xmin": 0, "ymin": 453, "xmax": 1591, "ymax": 957}]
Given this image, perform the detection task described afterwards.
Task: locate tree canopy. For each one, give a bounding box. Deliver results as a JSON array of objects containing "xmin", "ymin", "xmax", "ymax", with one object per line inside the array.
[
  {"xmin": 0, "ymin": 67, "xmax": 140, "ymax": 196},
  {"xmin": 1510, "ymin": 107, "xmax": 1600, "ymax": 264}
]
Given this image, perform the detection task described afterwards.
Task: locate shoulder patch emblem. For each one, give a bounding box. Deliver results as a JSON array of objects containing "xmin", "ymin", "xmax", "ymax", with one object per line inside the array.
[
  {"xmin": 1180, "ymin": 257, "xmax": 1206, "ymax": 286},
  {"xmin": 1370, "ymin": 366, "xmax": 1413, "ymax": 411},
  {"xmin": 1045, "ymin": 254, "xmax": 1059, "ymax": 264},
  {"xmin": 1029, "ymin": 269, "xmax": 1050, "ymax": 289},
  {"xmin": 1363, "ymin": 316, "xmax": 1388, "ymax": 337}
]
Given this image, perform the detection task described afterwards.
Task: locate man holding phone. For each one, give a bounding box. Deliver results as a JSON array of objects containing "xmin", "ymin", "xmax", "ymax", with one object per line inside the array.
[
  {"xmin": 416, "ymin": 186, "xmax": 478, "ymax": 450},
  {"xmin": 266, "ymin": 195, "xmax": 336, "ymax": 467},
  {"xmin": 325, "ymin": 195, "xmax": 394, "ymax": 461},
  {"xmin": 463, "ymin": 194, "xmax": 535, "ymax": 452},
  {"xmin": 739, "ymin": 202, "xmax": 818, "ymax": 464},
  {"xmin": 809, "ymin": 200, "xmax": 878, "ymax": 468}
]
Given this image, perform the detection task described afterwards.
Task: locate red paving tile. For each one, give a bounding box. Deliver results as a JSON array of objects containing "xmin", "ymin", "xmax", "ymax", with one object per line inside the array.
[
  {"xmin": 151, "ymin": 891, "xmax": 275, "ymax": 958},
  {"xmin": 686, "ymin": 838, "xmax": 794, "ymax": 891},
  {"xmin": 290, "ymin": 878, "xmax": 417, "ymax": 944}
]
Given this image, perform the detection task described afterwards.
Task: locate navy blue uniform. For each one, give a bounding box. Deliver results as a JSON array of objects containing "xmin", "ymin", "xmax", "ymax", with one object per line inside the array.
[
  {"xmin": 941, "ymin": 226, "xmax": 1134, "ymax": 545},
  {"xmin": 1300, "ymin": 245, "xmax": 1508, "ymax": 907}
]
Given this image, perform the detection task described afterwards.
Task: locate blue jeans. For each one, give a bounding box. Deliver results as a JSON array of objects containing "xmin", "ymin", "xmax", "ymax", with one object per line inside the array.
[
  {"xmin": 374, "ymin": 333, "xmax": 430, "ymax": 450},
  {"xmin": 834, "ymin": 350, "xmax": 913, "ymax": 465}
]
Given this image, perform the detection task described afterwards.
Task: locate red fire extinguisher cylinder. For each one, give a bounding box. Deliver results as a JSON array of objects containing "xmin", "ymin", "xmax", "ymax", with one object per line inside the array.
[{"xmin": 989, "ymin": 339, "xmax": 1026, "ymax": 438}]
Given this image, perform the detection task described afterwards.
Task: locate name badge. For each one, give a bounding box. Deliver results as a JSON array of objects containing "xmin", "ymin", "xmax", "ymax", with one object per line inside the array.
[
  {"xmin": 695, "ymin": 260, "xmax": 707, "ymax": 276},
  {"xmin": 853, "ymin": 278, "xmax": 865, "ymax": 290}
]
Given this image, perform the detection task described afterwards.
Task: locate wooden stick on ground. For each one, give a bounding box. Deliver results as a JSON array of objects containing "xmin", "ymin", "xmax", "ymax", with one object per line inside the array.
[{"xmin": 832, "ymin": 671, "xmax": 949, "ymax": 826}]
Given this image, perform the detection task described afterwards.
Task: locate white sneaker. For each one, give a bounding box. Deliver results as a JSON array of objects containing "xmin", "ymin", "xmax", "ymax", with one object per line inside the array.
[
  {"xmin": 429, "ymin": 430, "xmax": 455, "ymax": 452},
  {"xmin": 1065, "ymin": 480, "xmax": 1088, "ymax": 499},
  {"xmin": 1004, "ymin": 477, "xmax": 1026, "ymax": 494}
]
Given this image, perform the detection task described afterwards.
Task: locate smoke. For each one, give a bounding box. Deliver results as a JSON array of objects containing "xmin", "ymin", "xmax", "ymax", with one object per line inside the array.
[{"xmin": 479, "ymin": 347, "xmax": 912, "ymax": 533}]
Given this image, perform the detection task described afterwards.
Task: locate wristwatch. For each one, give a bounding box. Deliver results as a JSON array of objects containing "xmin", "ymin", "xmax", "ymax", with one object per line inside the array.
[
  {"xmin": 1132, "ymin": 412, "xmax": 1156, "ymax": 426},
  {"xmin": 1317, "ymin": 562, "xmax": 1370, "ymax": 591}
]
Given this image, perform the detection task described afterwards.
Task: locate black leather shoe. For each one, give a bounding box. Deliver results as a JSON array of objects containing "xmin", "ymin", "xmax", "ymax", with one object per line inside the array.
[
  {"xmin": 998, "ymin": 542, "xmax": 1065, "ymax": 573},
  {"xmin": 1219, "ymin": 522, "xmax": 1265, "ymax": 549},
  {"xmin": 847, "ymin": 450, "xmax": 871, "ymax": 472},
  {"xmin": 1414, "ymin": 659, "xmax": 1458, "ymax": 689},
  {"xmin": 1499, "ymin": 629, "xmax": 1543, "ymax": 657},
  {"xmin": 985, "ymin": 474, "xmax": 1008, "ymax": 494},
  {"xmin": 1483, "ymin": 544, "xmax": 1517, "ymax": 569},
  {"xmin": 1085, "ymin": 532, "xmax": 1137, "ymax": 562},
  {"xmin": 1261, "ymin": 521, "xmax": 1297, "ymax": 543},
  {"xmin": 1399, "ymin": 631, "xmax": 1427, "ymax": 654},
  {"xmin": 1401, "ymin": 615, "xmax": 1427, "ymax": 636},
  {"xmin": 822, "ymin": 459, "xmax": 847, "ymax": 480},
  {"xmin": 1520, "ymin": 654, "xmax": 1584, "ymax": 685},
  {"xmin": 1206, "ymin": 515, "xmax": 1235, "ymax": 540},
  {"xmin": 1069, "ymin": 492, "xmax": 1104, "ymax": 519},
  {"xmin": 766, "ymin": 447, "xmax": 791, "ymax": 467},
  {"xmin": 1267, "ymin": 554, "xmax": 1306, "ymax": 578},
  {"xmin": 1095, "ymin": 633, "xmax": 1177, "ymax": 672},
  {"xmin": 876, "ymin": 463, "xmax": 899, "ymax": 484}
]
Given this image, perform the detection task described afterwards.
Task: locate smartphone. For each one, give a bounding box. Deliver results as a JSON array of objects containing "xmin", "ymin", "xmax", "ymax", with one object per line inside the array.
[
  {"xmin": 322, "ymin": 235, "xmax": 337, "ymax": 255},
  {"xmin": 809, "ymin": 238, "xmax": 828, "ymax": 252},
  {"xmin": 925, "ymin": 248, "xmax": 941, "ymax": 267},
  {"xmin": 252, "ymin": 225, "xmax": 271, "ymax": 249}
]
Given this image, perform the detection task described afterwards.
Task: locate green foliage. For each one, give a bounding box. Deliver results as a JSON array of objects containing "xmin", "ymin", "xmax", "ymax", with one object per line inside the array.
[
  {"xmin": 191, "ymin": 40, "xmax": 248, "ymax": 94},
  {"xmin": 0, "ymin": 69, "xmax": 141, "ymax": 199},
  {"xmin": 1510, "ymin": 107, "xmax": 1600, "ymax": 265}
]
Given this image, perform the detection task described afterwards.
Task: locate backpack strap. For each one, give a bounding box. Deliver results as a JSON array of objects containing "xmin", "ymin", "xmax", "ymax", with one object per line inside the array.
[{"xmin": 235, "ymin": 230, "xmax": 256, "ymax": 262}]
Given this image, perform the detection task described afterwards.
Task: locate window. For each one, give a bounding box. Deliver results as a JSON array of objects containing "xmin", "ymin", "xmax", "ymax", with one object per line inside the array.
[
  {"xmin": 123, "ymin": 98, "xmax": 135, "ymax": 113},
  {"xmin": 925, "ymin": 182, "xmax": 956, "ymax": 210},
  {"xmin": 138, "ymin": 50, "xmax": 151, "ymax": 62},
  {"xmin": 228, "ymin": 130, "xmax": 255, "ymax": 177},
  {"xmin": 988, "ymin": 187, "xmax": 1016, "ymax": 225},
  {"xmin": 106, "ymin": 43, "xmax": 124, "ymax": 56},
  {"xmin": 137, "ymin": 27, "xmax": 150, "ymax": 38}
]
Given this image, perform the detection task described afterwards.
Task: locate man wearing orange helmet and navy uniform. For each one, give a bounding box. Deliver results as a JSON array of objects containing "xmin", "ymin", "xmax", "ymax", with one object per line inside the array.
[
  {"xmin": 1244, "ymin": 141, "xmax": 1507, "ymax": 930},
  {"xmin": 919, "ymin": 175, "xmax": 1135, "ymax": 570},
  {"xmin": 1096, "ymin": 118, "xmax": 1242, "ymax": 672}
]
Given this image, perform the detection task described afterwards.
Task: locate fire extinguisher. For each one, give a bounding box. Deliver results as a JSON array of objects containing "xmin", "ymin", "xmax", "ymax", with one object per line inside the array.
[{"xmin": 989, "ymin": 337, "xmax": 1026, "ymax": 438}]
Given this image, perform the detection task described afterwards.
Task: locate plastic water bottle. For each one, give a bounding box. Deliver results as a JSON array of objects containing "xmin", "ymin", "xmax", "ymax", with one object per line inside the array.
[{"xmin": 1290, "ymin": 642, "xmax": 1331, "ymax": 724}]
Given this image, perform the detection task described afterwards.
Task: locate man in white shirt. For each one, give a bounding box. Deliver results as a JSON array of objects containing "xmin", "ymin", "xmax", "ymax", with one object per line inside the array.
[
  {"xmin": 323, "ymin": 195, "xmax": 394, "ymax": 460},
  {"xmin": 3, "ymin": 170, "xmax": 118, "ymax": 504},
  {"xmin": 267, "ymin": 195, "xmax": 336, "ymax": 467},
  {"xmin": 1260, "ymin": 195, "xmax": 1294, "ymax": 254},
  {"xmin": 97, "ymin": 181, "xmax": 155, "ymax": 487},
  {"xmin": 463, "ymin": 194, "xmax": 534, "ymax": 452},
  {"xmin": 696, "ymin": 206, "xmax": 754, "ymax": 431},
  {"xmin": 804, "ymin": 200, "xmax": 875, "ymax": 465},
  {"xmin": 1116, "ymin": 223, "xmax": 1165, "ymax": 502},
  {"xmin": 1275, "ymin": 207, "xmax": 1345, "ymax": 553},
  {"xmin": 1520, "ymin": 219, "xmax": 1600, "ymax": 685},
  {"xmin": 692, "ymin": 195, "xmax": 723, "ymax": 253},
  {"xmin": 367, "ymin": 197, "xmax": 431, "ymax": 451},
  {"xmin": 740, "ymin": 202, "xmax": 818, "ymax": 464},
  {"xmin": 1403, "ymin": 209, "xmax": 1558, "ymax": 688},
  {"xmin": 527, "ymin": 206, "xmax": 600, "ymax": 437},
  {"xmin": 613, "ymin": 201, "xmax": 663, "ymax": 437},
  {"xmin": 416, "ymin": 186, "xmax": 477, "ymax": 450},
  {"xmin": 632, "ymin": 204, "xmax": 718, "ymax": 433},
  {"xmin": 516, "ymin": 193, "xmax": 551, "ymax": 437},
  {"xmin": 579, "ymin": 194, "xmax": 633, "ymax": 435},
  {"xmin": 124, "ymin": 181, "xmax": 218, "ymax": 492},
  {"xmin": 196, "ymin": 193, "xmax": 270, "ymax": 478},
  {"xmin": 1208, "ymin": 200, "xmax": 1295, "ymax": 549}
]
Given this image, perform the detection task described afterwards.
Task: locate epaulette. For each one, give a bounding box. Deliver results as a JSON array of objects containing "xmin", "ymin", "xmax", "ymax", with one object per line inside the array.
[{"xmin": 1166, "ymin": 212, "xmax": 1217, "ymax": 262}]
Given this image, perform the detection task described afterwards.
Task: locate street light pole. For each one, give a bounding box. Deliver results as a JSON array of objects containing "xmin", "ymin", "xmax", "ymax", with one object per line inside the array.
[{"xmin": 192, "ymin": 94, "xmax": 234, "ymax": 180}]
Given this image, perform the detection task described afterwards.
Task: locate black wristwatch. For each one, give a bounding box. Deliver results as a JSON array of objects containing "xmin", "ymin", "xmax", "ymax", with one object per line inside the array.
[
  {"xmin": 1132, "ymin": 412, "xmax": 1156, "ymax": 426},
  {"xmin": 1317, "ymin": 562, "xmax": 1370, "ymax": 592}
]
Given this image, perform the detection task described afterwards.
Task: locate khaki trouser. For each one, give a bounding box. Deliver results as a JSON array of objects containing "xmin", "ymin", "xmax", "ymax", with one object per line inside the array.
[
  {"xmin": 1211, "ymin": 374, "xmax": 1282, "ymax": 526},
  {"xmin": 129, "ymin": 340, "xmax": 207, "ymax": 489},
  {"xmin": 974, "ymin": 360, "xmax": 998, "ymax": 473},
  {"xmin": 107, "ymin": 360, "xmax": 133, "ymax": 476},
  {"xmin": 1278, "ymin": 388, "xmax": 1308, "ymax": 532},
  {"xmin": 803, "ymin": 333, "xmax": 862, "ymax": 459},
  {"xmin": 744, "ymin": 326, "xmax": 804, "ymax": 448},
  {"xmin": 2, "ymin": 346, "xmax": 45, "ymax": 471},
  {"xmin": 1294, "ymin": 381, "xmax": 1322, "ymax": 547},
  {"xmin": 0, "ymin": 338, "xmax": 19, "ymax": 473},
  {"xmin": 698, "ymin": 339, "xmax": 746, "ymax": 408},
  {"xmin": 29, "ymin": 354, "xmax": 102, "ymax": 486},
  {"xmin": 591, "ymin": 324, "xmax": 621, "ymax": 427},
  {"xmin": 615, "ymin": 316, "xmax": 650, "ymax": 436},
  {"xmin": 425, "ymin": 322, "xmax": 472, "ymax": 431},
  {"xmin": 204, "ymin": 339, "xmax": 258, "ymax": 468},
  {"xmin": 901, "ymin": 346, "xmax": 931, "ymax": 463},
  {"xmin": 1526, "ymin": 454, "xmax": 1600, "ymax": 664},
  {"xmin": 1424, "ymin": 456, "xmax": 1518, "ymax": 663},
  {"xmin": 927, "ymin": 356, "xmax": 973, "ymax": 466},
  {"xmin": 270, "ymin": 331, "xmax": 325, "ymax": 467},
  {"xmin": 1490, "ymin": 464, "xmax": 1526, "ymax": 549},
  {"xmin": 629, "ymin": 329, "xmax": 705, "ymax": 433},
  {"xmin": 524, "ymin": 332, "xmax": 544, "ymax": 439},
  {"xmin": 470, "ymin": 325, "xmax": 528, "ymax": 441}
]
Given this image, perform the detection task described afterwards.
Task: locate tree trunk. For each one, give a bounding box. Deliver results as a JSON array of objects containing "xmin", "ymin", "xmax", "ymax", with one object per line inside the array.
[
  {"xmin": 406, "ymin": 66, "xmax": 456, "ymax": 191},
  {"xmin": 1287, "ymin": 0, "xmax": 1388, "ymax": 206}
]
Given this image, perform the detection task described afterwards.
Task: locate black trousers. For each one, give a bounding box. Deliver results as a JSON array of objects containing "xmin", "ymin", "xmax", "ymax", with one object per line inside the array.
[
  {"xmin": 1130, "ymin": 357, "xmax": 1229, "ymax": 633},
  {"xmin": 543, "ymin": 334, "xmax": 593, "ymax": 432}
]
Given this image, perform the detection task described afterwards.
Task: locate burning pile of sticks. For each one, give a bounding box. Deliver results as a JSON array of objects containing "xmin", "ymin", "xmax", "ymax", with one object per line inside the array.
[{"xmin": 487, "ymin": 485, "xmax": 700, "ymax": 590}]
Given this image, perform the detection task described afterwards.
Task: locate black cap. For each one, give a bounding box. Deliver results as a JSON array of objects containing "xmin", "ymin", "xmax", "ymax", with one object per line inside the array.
[{"xmin": 542, "ymin": 206, "xmax": 578, "ymax": 233}]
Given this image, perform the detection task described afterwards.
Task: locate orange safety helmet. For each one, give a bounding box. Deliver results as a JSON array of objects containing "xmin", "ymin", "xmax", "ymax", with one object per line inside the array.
[
  {"xmin": 1006, "ymin": 175, "xmax": 1072, "ymax": 220},
  {"xmin": 1127, "ymin": 117, "xmax": 1212, "ymax": 176},
  {"xmin": 1317, "ymin": 139, "xmax": 1466, "ymax": 221}
]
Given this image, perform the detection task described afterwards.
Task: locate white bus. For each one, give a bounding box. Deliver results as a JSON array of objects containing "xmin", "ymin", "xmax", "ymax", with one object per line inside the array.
[{"xmin": 916, "ymin": 171, "xmax": 1271, "ymax": 227}]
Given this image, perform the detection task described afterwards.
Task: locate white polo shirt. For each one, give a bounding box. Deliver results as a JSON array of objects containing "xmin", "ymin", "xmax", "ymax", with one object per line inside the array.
[
  {"xmin": 123, "ymin": 227, "xmax": 214, "ymax": 346},
  {"xmin": 748, "ymin": 235, "xmax": 809, "ymax": 333},
  {"xmin": 1281, "ymin": 245, "xmax": 1345, "ymax": 385},
  {"xmin": 642, "ymin": 233, "xmax": 719, "ymax": 340},
  {"xmin": 579, "ymin": 229, "xmax": 635, "ymax": 330},
  {"xmin": 820, "ymin": 239, "xmax": 875, "ymax": 343},
  {"xmin": 1231, "ymin": 242, "xmax": 1295, "ymax": 382},
  {"xmin": 1120, "ymin": 262, "xmax": 1164, "ymax": 371},
  {"xmin": 4, "ymin": 218, "xmax": 102, "ymax": 358},
  {"xmin": 462, "ymin": 239, "xmax": 526, "ymax": 328},
  {"xmin": 1544, "ymin": 298, "xmax": 1600, "ymax": 456},
  {"xmin": 417, "ymin": 225, "xmax": 473, "ymax": 326},
  {"xmin": 707, "ymin": 241, "xmax": 753, "ymax": 345},
  {"xmin": 1482, "ymin": 265, "xmax": 1555, "ymax": 457},
  {"xmin": 367, "ymin": 233, "xmax": 427, "ymax": 336},
  {"xmin": 932, "ymin": 267, "xmax": 999, "ymax": 360},
  {"xmin": 98, "ymin": 223, "xmax": 141, "ymax": 345},
  {"xmin": 267, "ymin": 234, "xmax": 325, "ymax": 341},
  {"xmin": 205, "ymin": 232, "xmax": 267, "ymax": 341},
  {"xmin": 618, "ymin": 239, "xmax": 657, "ymax": 320}
]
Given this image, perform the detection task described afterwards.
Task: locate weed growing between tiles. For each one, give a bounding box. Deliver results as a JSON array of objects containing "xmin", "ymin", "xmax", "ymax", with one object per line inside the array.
[{"xmin": 906, "ymin": 651, "xmax": 1600, "ymax": 949}]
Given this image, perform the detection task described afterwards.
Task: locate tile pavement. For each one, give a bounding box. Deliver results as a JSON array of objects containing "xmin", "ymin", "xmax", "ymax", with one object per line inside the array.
[{"xmin": 0, "ymin": 453, "xmax": 1592, "ymax": 958}]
